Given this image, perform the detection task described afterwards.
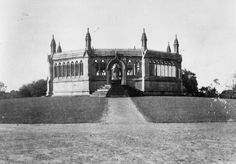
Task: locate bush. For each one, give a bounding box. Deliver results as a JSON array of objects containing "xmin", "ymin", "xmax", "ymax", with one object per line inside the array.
[{"xmin": 19, "ymin": 79, "xmax": 47, "ymax": 97}]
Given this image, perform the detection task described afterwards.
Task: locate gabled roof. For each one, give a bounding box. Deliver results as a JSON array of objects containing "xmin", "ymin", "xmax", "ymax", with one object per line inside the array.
[
  {"xmin": 145, "ymin": 49, "xmax": 182, "ymax": 61},
  {"xmin": 52, "ymin": 49, "xmax": 85, "ymax": 60},
  {"xmin": 92, "ymin": 48, "xmax": 142, "ymax": 57},
  {"xmin": 52, "ymin": 48, "xmax": 182, "ymax": 62}
]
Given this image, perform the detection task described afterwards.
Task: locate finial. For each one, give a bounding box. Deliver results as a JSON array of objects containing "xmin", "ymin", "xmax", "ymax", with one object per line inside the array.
[
  {"xmin": 143, "ymin": 28, "xmax": 145, "ymax": 33},
  {"xmin": 87, "ymin": 28, "xmax": 89, "ymax": 33},
  {"xmin": 52, "ymin": 34, "xmax": 54, "ymax": 39},
  {"xmin": 58, "ymin": 42, "xmax": 60, "ymax": 45},
  {"xmin": 175, "ymin": 34, "xmax": 177, "ymax": 39}
]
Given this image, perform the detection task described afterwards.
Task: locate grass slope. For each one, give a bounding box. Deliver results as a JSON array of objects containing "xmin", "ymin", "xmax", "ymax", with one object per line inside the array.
[
  {"xmin": 0, "ymin": 96, "xmax": 106, "ymax": 124},
  {"xmin": 132, "ymin": 96, "xmax": 236, "ymax": 123}
]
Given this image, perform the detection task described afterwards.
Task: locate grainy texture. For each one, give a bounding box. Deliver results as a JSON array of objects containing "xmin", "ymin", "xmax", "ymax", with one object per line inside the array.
[
  {"xmin": 132, "ymin": 96, "xmax": 236, "ymax": 122},
  {"xmin": 0, "ymin": 123, "xmax": 236, "ymax": 163},
  {"xmin": 0, "ymin": 96, "xmax": 106, "ymax": 123},
  {"xmin": 0, "ymin": 97, "xmax": 236, "ymax": 163}
]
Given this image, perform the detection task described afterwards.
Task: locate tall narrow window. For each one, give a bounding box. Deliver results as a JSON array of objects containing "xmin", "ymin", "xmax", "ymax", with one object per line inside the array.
[
  {"xmin": 157, "ymin": 64, "xmax": 161, "ymax": 76},
  {"xmin": 127, "ymin": 60, "xmax": 133, "ymax": 76},
  {"xmin": 58, "ymin": 63, "xmax": 61, "ymax": 77},
  {"xmin": 80, "ymin": 60, "xmax": 83, "ymax": 76},
  {"xmin": 178, "ymin": 68, "xmax": 181, "ymax": 79},
  {"xmin": 149, "ymin": 60, "xmax": 154, "ymax": 76},
  {"xmin": 168, "ymin": 65, "xmax": 171, "ymax": 77},
  {"xmin": 67, "ymin": 62, "xmax": 70, "ymax": 77},
  {"xmin": 137, "ymin": 61, "xmax": 141, "ymax": 75},
  {"xmin": 133, "ymin": 61, "xmax": 137, "ymax": 75},
  {"xmin": 161, "ymin": 65, "xmax": 165, "ymax": 77},
  {"xmin": 172, "ymin": 66, "xmax": 176, "ymax": 77},
  {"xmin": 54, "ymin": 63, "xmax": 57, "ymax": 78},
  {"xmin": 63, "ymin": 63, "xmax": 66, "ymax": 77},
  {"xmin": 94, "ymin": 60, "xmax": 99, "ymax": 76},
  {"xmin": 71, "ymin": 61, "xmax": 74, "ymax": 77},
  {"xmin": 154, "ymin": 62, "xmax": 157, "ymax": 76},
  {"xmin": 75, "ymin": 61, "xmax": 79, "ymax": 76},
  {"xmin": 164, "ymin": 65, "xmax": 168, "ymax": 77},
  {"xmin": 60, "ymin": 63, "xmax": 63, "ymax": 77},
  {"xmin": 100, "ymin": 60, "xmax": 106, "ymax": 76}
]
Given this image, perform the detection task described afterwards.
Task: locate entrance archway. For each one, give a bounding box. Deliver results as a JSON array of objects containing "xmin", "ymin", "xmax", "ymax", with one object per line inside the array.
[{"xmin": 106, "ymin": 58, "xmax": 126, "ymax": 85}]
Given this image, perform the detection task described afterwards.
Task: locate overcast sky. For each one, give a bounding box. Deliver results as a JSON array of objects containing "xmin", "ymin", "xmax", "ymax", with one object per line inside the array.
[{"xmin": 0, "ymin": 0, "xmax": 236, "ymax": 92}]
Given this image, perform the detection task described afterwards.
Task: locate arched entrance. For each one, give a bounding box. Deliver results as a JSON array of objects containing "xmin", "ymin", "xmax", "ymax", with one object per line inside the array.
[{"xmin": 106, "ymin": 58, "xmax": 126, "ymax": 85}]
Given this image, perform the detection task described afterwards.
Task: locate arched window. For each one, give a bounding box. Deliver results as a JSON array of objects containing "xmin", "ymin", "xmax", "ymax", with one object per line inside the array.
[
  {"xmin": 94, "ymin": 60, "xmax": 99, "ymax": 76},
  {"xmin": 127, "ymin": 60, "xmax": 133, "ymax": 76},
  {"xmin": 100, "ymin": 60, "xmax": 106, "ymax": 76},
  {"xmin": 172, "ymin": 65, "xmax": 176, "ymax": 77},
  {"xmin": 62, "ymin": 63, "xmax": 66, "ymax": 77},
  {"xmin": 161, "ymin": 64, "xmax": 165, "ymax": 77},
  {"xmin": 58, "ymin": 63, "xmax": 61, "ymax": 77},
  {"xmin": 71, "ymin": 61, "xmax": 74, "ymax": 77},
  {"xmin": 167, "ymin": 65, "xmax": 171, "ymax": 77},
  {"xmin": 80, "ymin": 60, "xmax": 83, "ymax": 76},
  {"xmin": 164, "ymin": 65, "xmax": 168, "ymax": 77},
  {"xmin": 54, "ymin": 63, "xmax": 57, "ymax": 78},
  {"xmin": 67, "ymin": 62, "xmax": 70, "ymax": 77},
  {"xmin": 154, "ymin": 61, "xmax": 157, "ymax": 76},
  {"xmin": 149, "ymin": 60, "xmax": 154, "ymax": 76},
  {"xmin": 75, "ymin": 61, "xmax": 79, "ymax": 76},
  {"xmin": 178, "ymin": 68, "xmax": 181, "ymax": 79},
  {"xmin": 157, "ymin": 64, "xmax": 161, "ymax": 76},
  {"xmin": 133, "ymin": 61, "xmax": 137, "ymax": 75},
  {"xmin": 137, "ymin": 61, "xmax": 141, "ymax": 75}
]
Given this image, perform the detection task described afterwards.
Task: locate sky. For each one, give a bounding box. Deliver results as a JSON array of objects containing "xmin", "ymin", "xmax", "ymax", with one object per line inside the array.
[{"xmin": 0, "ymin": 0, "xmax": 236, "ymax": 92}]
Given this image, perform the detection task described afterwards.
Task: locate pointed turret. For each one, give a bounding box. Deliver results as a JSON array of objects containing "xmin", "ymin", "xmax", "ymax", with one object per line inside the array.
[
  {"xmin": 85, "ymin": 28, "xmax": 91, "ymax": 51},
  {"xmin": 173, "ymin": 35, "xmax": 179, "ymax": 54},
  {"xmin": 166, "ymin": 42, "xmax": 171, "ymax": 53},
  {"xmin": 50, "ymin": 35, "xmax": 56, "ymax": 54},
  {"xmin": 57, "ymin": 42, "xmax": 62, "ymax": 53},
  {"xmin": 141, "ymin": 28, "xmax": 147, "ymax": 50}
]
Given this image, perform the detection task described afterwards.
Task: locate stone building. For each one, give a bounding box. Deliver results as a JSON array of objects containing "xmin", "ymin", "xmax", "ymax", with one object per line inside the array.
[{"xmin": 46, "ymin": 28, "xmax": 183, "ymax": 96}]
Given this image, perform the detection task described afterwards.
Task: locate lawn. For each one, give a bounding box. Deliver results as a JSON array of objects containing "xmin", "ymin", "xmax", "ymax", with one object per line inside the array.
[
  {"xmin": 132, "ymin": 96, "xmax": 236, "ymax": 123},
  {"xmin": 0, "ymin": 96, "xmax": 106, "ymax": 123},
  {"xmin": 0, "ymin": 123, "xmax": 236, "ymax": 163}
]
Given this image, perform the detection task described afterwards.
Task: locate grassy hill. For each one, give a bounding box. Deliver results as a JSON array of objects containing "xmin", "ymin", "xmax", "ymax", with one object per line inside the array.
[
  {"xmin": 132, "ymin": 96, "xmax": 236, "ymax": 123},
  {"xmin": 0, "ymin": 96, "xmax": 106, "ymax": 124}
]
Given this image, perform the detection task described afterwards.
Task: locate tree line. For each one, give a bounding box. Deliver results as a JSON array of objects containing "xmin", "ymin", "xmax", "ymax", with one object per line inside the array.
[
  {"xmin": 0, "ymin": 69, "xmax": 229, "ymax": 99},
  {"xmin": 0, "ymin": 79, "xmax": 47, "ymax": 99}
]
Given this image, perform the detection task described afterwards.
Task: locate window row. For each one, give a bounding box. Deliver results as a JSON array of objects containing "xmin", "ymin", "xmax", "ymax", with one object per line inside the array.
[
  {"xmin": 149, "ymin": 63, "xmax": 176, "ymax": 77},
  {"xmin": 54, "ymin": 61, "xmax": 83, "ymax": 78},
  {"xmin": 127, "ymin": 60, "xmax": 142, "ymax": 76},
  {"xmin": 94, "ymin": 60, "xmax": 106, "ymax": 76}
]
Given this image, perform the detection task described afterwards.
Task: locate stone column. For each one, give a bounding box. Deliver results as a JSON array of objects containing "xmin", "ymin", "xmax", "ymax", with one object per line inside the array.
[
  {"xmin": 121, "ymin": 67, "xmax": 127, "ymax": 85},
  {"xmin": 106, "ymin": 70, "xmax": 111, "ymax": 85},
  {"xmin": 46, "ymin": 55, "xmax": 53, "ymax": 96}
]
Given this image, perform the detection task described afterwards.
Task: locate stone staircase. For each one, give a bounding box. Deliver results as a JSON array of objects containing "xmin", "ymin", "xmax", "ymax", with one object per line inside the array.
[
  {"xmin": 91, "ymin": 84, "xmax": 144, "ymax": 97},
  {"xmin": 90, "ymin": 85, "xmax": 111, "ymax": 97},
  {"xmin": 106, "ymin": 84, "xmax": 144, "ymax": 97}
]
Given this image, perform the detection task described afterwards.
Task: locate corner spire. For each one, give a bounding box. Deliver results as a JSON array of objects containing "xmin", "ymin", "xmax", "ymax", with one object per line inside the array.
[
  {"xmin": 57, "ymin": 42, "xmax": 62, "ymax": 53},
  {"xmin": 173, "ymin": 34, "xmax": 179, "ymax": 54},
  {"xmin": 50, "ymin": 34, "xmax": 56, "ymax": 54},
  {"xmin": 167, "ymin": 42, "xmax": 171, "ymax": 53},
  {"xmin": 141, "ymin": 28, "xmax": 147, "ymax": 50},
  {"xmin": 85, "ymin": 28, "xmax": 91, "ymax": 50}
]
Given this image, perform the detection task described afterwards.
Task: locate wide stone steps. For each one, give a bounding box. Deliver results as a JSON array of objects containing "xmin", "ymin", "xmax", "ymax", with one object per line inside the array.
[
  {"xmin": 106, "ymin": 84, "xmax": 144, "ymax": 97},
  {"xmin": 91, "ymin": 84, "xmax": 144, "ymax": 97},
  {"xmin": 90, "ymin": 85, "xmax": 111, "ymax": 97}
]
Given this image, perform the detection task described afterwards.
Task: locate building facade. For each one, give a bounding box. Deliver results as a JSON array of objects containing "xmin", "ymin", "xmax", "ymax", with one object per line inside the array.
[{"xmin": 46, "ymin": 28, "xmax": 183, "ymax": 96}]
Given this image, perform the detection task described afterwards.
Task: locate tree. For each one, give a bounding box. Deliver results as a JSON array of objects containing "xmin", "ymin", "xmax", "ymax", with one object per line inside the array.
[
  {"xmin": 199, "ymin": 86, "xmax": 218, "ymax": 97},
  {"xmin": 182, "ymin": 69, "xmax": 198, "ymax": 96},
  {"xmin": 19, "ymin": 79, "xmax": 47, "ymax": 97},
  {"xmin": 0, "ymin": 82, "xmax": 7, "ymax": 92}
]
